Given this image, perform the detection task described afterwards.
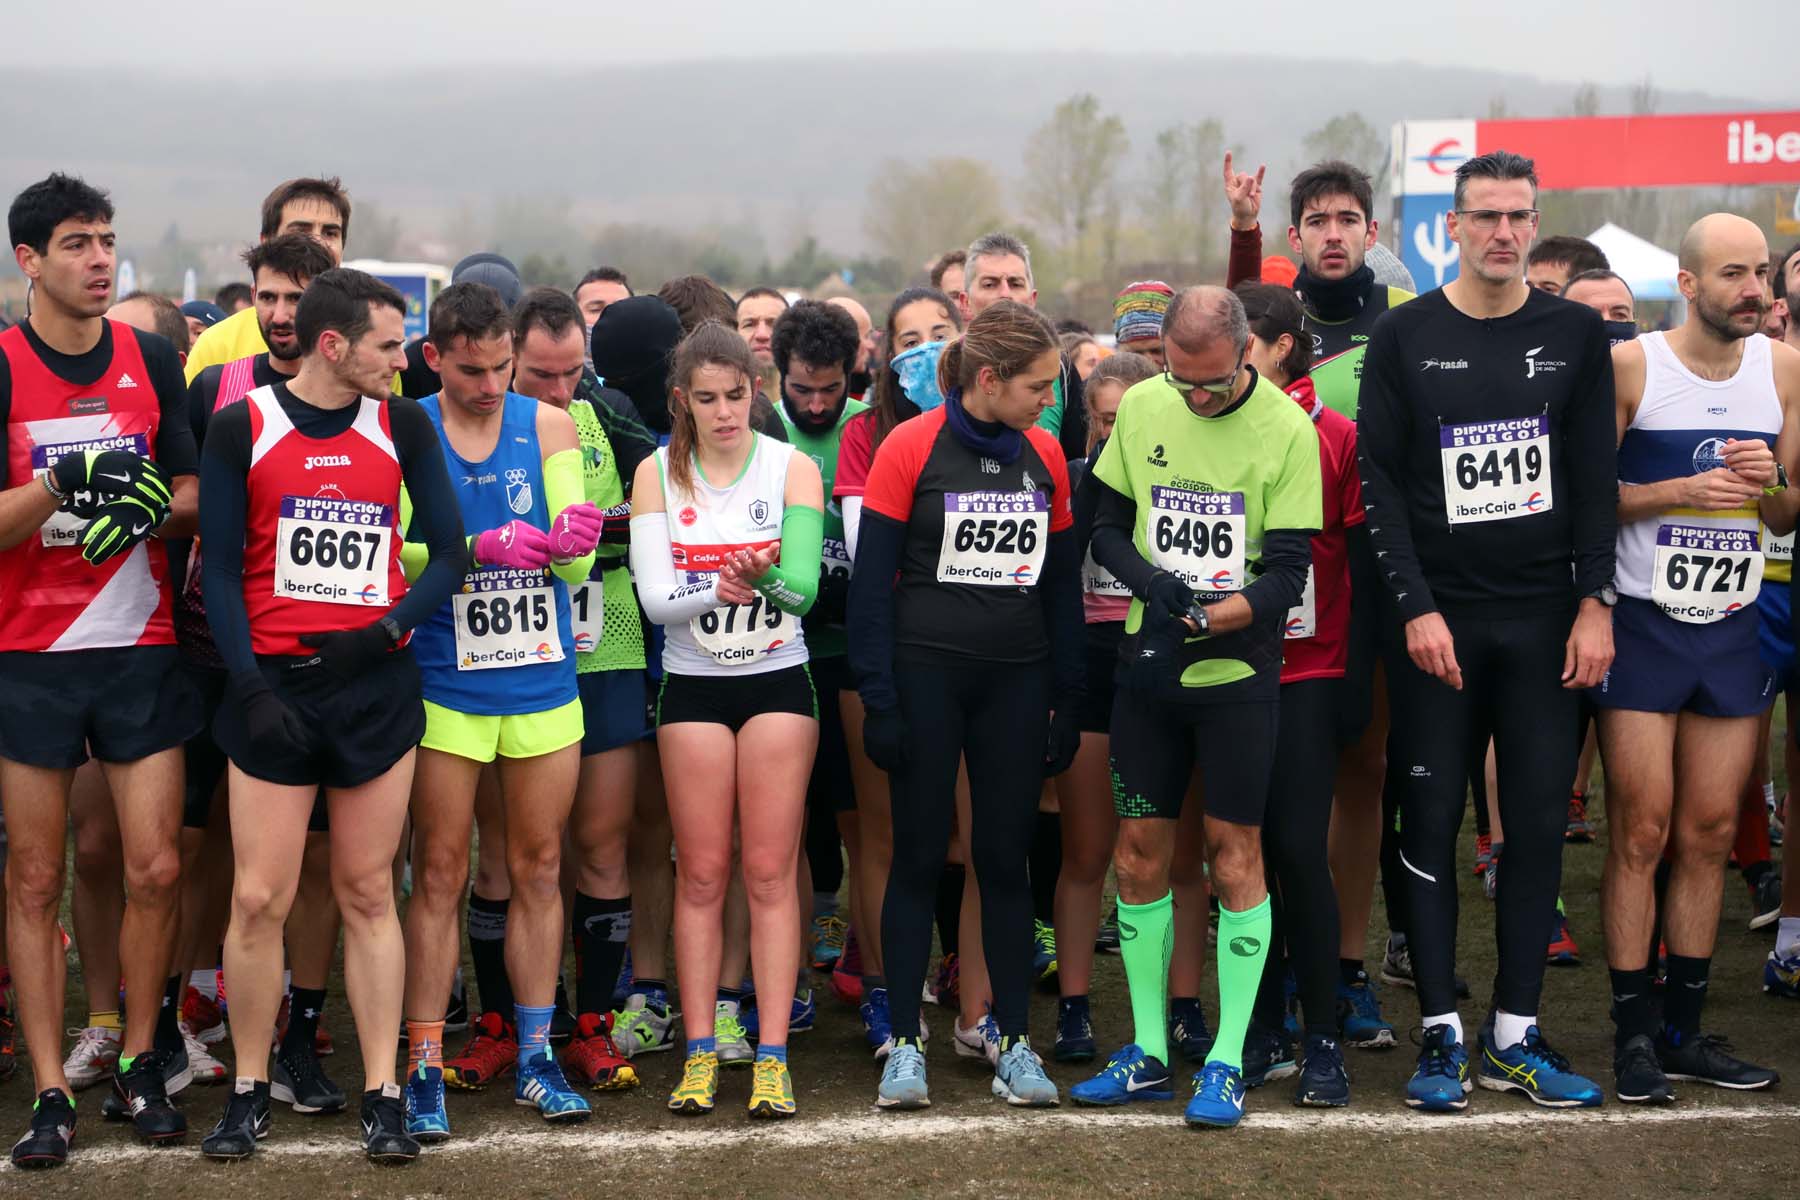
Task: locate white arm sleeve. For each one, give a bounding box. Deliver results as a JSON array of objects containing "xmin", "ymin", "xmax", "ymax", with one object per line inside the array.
[
  {"xmin": 629, "ymin": 512, "xmax": 722, "ymax": 624},
  {"xmin": 843, "ymin": 495, "xmax": 865, "ymax": 563}
]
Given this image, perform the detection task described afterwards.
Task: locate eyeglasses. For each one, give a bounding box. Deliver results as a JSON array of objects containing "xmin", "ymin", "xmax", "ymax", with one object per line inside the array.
[
  {"xmin": 1164, "ymin": 354, "xmax": 1243, "ymax": 398},
  {"xmin": 1454, "ymin": 208, "xmax": 1540, "ymax": 232}
]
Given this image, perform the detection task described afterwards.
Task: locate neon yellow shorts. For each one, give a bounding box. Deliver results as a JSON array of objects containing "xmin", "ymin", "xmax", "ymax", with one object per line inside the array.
[{"xmin": 420, "ymin": 697, "xmax": 584, "ymax": 763}]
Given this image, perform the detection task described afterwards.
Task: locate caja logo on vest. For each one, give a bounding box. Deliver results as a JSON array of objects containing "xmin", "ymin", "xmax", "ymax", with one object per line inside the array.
[
  {"xmin": 1204, "ymin": 570, "xmax": 1235, "ymax": 590},
  {"xmin": 1009, "ymin": 565, "xmax": 1035, "ymax": 585},
  {"xmin": 358, "ymin": 584, "xmax": 381, "ymax": 604},
  {"xmin": 534, "ymin": 642, "xmax": 557, "ymax": 661},
  {"xmin": 1523, "ymin": 492, "xmax": 1546, "ymax": 513},
  {"xmin": 1284, "ymin": 615, "xmax": 1307, "ymax": 636},
  {"xmin": 573, "ymin": 632, "xmax": 596, "ymax": 653}
]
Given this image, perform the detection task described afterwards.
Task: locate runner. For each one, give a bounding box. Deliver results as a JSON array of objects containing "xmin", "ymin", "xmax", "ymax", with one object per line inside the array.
[
  {"xmin": 826, "ymin": 296, "xmax": 879, "ymax": 401},
  {"xmin": 575, "ymin": 267, "xmax": 632, "ymax": 331},
  {"xmin": 398, "ymin": 282, "xmax": 606, "ymax": 1138},
  {"xmin": 1112, "ymin": 281, "xmax": 1172, "ymax": 366},
  {"xmin": 930, "ymin": 251, "xmax": 967, "ymax": 305},
  {"xmin": 1526, "ymin": 235, "xmax": 1611, "ymax": 297},
  {"xmin": 854, "ymin": 299, "xmax": 1080, "ymax": 1112},
  {"xmin": 958, "ymin": 232, "xmax": 1086, "ymax": 459},
  {"xmin": 3, "ymin": 173, "xmax": 201, "ymax": 1168},
  {"xmin": 1357, "ymin": 151, "xmax": 1617, "ymax": 1112},
  {"xmin": 1596, "ymin": 213, "xmax": 1795, "ymax": 1102},
  {"xmin": 628, "ymin": 321, "xmax": 823, "ymax": 1119},
  {"xmin": 196, "ymin": 267, "xmax": 467, "ymax": 1163}
]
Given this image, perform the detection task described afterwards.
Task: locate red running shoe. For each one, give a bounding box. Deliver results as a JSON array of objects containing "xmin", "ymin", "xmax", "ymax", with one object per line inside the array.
[
  {"xmin": 560, "ymin": 1013, "xmax": 641, "ymax": 1091},
  {"xmin": 444, "ymin": 1011, "xmax": 518, "ymax": 1090}
]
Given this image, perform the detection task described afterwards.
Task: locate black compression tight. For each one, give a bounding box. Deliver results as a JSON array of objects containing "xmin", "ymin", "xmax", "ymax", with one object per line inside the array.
[{"xmin": 882, "ymin": 653, "xmax": 1050, "ymax": 1042}]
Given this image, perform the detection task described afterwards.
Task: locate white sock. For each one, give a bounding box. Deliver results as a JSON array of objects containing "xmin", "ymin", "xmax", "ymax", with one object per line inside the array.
[
  {"xmin": 1493, "ymin": 1010, "xmax": 1535, "ymax": 1049},
  {"xmin": 1777, "ymin": 916, "xmax": 1800, "ymax": 960},
  {"xmin": 189, "ymin": 968, "xmax": 218, "ymax": 1000},
  {"xmin": 1423, "ymin": 1011, "xmax": 1463, "ymax": 1045},
  {"xmin": 1764, "ymin": 781, "xmax": 1777, "ymax": 809},
  {"xmin": 282, "ymin": 969, "xmax": 292, "ymax": 992}
]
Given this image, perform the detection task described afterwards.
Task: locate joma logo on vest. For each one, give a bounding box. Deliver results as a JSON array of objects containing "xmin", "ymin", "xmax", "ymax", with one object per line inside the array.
[{"xmin": 304, "ymin": 454, "xmax": 353, "ymax": 470}]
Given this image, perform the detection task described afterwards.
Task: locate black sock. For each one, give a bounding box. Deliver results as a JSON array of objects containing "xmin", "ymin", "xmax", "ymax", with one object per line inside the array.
[
  {"xmin": 716, "ymin": 985, "xmax": 743, "ymax": 1007},
  {"xmin": 467, "ymin": 892, "xmax": 514, "ymax": 1019},
  {"xmin": 862, "ymin": 974, "xmax": 888, "ymax": 992},
  {"xmin": 1662, "ymin": 954, "xmax": 1710, "ymax": 1041},
  {"xmin": 154, "ymin": 975, "xmax": 182, "ymax": 1053},
  {"xmin": 554, "ymin": 974, "xmax": 572, "ymax": 1016},
  {"xmin": 1744, "ymin": 860, "xmax": 1773, "ymax": 888},
  {"xmin": 1609, "ymin": 966, "xmax": 1655, "ymax": 1049},
  {"xmin": 1339, "ymin": 958, "xmax": 1366, "ymax": 988},
  {"xmin": 1028, "ymin": 811, "xmax": 1062, "ymax": 925},
  {"xmin": 280, "ymin": 986, "xmax": 326, "ymax": 1060},
  {"xmin": 573, "ymin": 892, "xmax": 632, "ymax": 1018},
  {"xmin": 935, "ymin": 864, "xmax": 965, "ymax": 957}
]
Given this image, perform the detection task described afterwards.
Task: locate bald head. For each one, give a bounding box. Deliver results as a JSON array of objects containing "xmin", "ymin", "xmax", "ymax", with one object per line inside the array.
[
  {"xmin": 1678, "ymin": 212, "xmax": 1768, "ymax": 276},
  {"xmin": 828, "ymin": 296, "xmax": 877, "ymax": 372},
  {"xmin": 1163, "ymin": 285, "xmax": 1249, "ymax": 358}
]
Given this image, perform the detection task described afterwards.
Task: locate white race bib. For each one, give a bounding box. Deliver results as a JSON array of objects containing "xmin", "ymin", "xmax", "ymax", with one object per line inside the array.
[
  {"xmin": 570, "ymin": 577, "xmax": 604, "ymax": 655},
  {"xmin": 1148, "ymin": 487, "xmax": 1245, "ymax": 594},
  {"xmin": 1439, "ymin": 414, "xmax": 1553, "ymax": 525},
  {"xmin": 1651, "ymin": 522, "xmax": 1761, "ymax": 624},
  {"xmin": 1082, "ymin": 549, "xmax": 1133, "ymax": 599},
  {"xmin": 936, "ymin": 491, "xmax": 1049, "ymax": 587},
  {"xmin": 453, "ymin": 567, "xmax": 562, "ymax": 670},
  {"xmin": 273, "ymin": 495, "xmax": 393, "ymax": 607},
  {"xmin": 822, "ymin": 535, "xmax": 852, "ymax": 587},
  {"xmin": 32, "ymin": 432, "xmax": 152, "ymax": 549},
  {"xmin": 691, "ymin": 592, "xmax": 794, "ymax": 667},
  {"xmin": 1284, "ymin": 564, "xmax": 1317, "ymax": 639},
  {"xmin": 1765, "ymin": 526, "xmax": 1794, "ymax": 563}
]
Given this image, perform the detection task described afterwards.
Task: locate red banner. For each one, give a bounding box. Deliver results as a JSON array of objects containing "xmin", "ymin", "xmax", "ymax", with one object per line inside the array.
[{"xmin": 1476, "ymin": 112, "xmax": 1800, "ymax": 190}]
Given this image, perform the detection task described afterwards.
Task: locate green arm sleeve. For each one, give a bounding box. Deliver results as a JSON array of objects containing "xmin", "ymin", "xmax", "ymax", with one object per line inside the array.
[
  {"xmin": 544, "ymin": 447, "xmax": 597, "ymax": 585},
  {"xmin": 1035, "ymin": 372, "xmax": 1065, "ymax": 437},
  {"xmin": 753, "ymin": 503, "xmax": 822, "ymax": 616},
  {"xmin": 398, "ymin": 485, "xmax": 427, "ymax": 582}
]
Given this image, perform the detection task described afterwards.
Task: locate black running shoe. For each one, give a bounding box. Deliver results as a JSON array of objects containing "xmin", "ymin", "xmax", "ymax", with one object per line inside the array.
[
  {"xmin": 11, "ymin": 1089, "xmax": 76, "ymax": 1169},
  {"xmin": 114, "ymin": 1049, "xmax": 188, "ymax": 1144},
  {"xmin": 102, "ymin": 1040, "xmax": 192, "ymax": 1120},
  {"xmin": 202, "ymin": 1079, "xmax": 272, "ymax": 1161},
  {"xmin": 1241, "ymin": 1022, "xmax": 1297, "ymax": 1088},
  {"xmin": 1294, "ymin": 1034, "xmax": 1350, "ymax": 1107},
  {"xmin": 445, "ymin": 976, "xmax": 470, "ymax": 1034},
  {"xmin": 361, "ymin": 1083, "xmax": 420, "ymax": 1165},
  {"xmin": 1749, "ymin": 871, "xmax": 1782, "ymax": 931},
  {"xmin": 271, "ymin": 1046, "xmax": 346, "ymax": 1114},
  {"xmin": 1613, "ymin": 1033, "xmax": 1674, "ymax": 1104},
  {"xmin": 1657, "ymin": 1031, "xmax": 1780, "ymax": 1090}
]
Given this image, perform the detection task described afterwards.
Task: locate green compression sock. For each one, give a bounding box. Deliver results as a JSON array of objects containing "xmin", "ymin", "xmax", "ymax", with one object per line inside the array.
[
  {"xmin": 1213, "ymin": 895, "xmax": 1273, "ymax": 1071},
  {"xmin": 1117, "ymin": 892, "xmax": 1174, "ymax": 1063}
]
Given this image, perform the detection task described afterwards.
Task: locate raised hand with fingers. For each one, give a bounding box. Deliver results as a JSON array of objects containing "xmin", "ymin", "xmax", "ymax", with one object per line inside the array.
[{"xmin": 1222, "ymin": 150, "xmax": 1266, "ymax": 232}]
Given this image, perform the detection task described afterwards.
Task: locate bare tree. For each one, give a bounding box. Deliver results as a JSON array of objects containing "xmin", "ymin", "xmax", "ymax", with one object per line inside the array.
[
  {"xmin": 1022, "ymin": 93, "xmax": 1129, "ymax": 270},
  {"xmin": 863, "ymin": 156, "xmax": 1006, "ymax": 278},
  {"xmin": 1139, "ymin": 119, "xmax": 1225, "ymax": 275}
]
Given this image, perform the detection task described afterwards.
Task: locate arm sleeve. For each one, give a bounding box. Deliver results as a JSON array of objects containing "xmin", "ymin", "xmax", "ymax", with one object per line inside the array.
[
  {"xmin": 628, "ymin": 514, "xmax": 723, "ymax": 623},
  {"xmin": 544, "ymin": 446, "xmax": 597, "ymax": 585},
  {"xmin": 846, "ymin": 509, "xmax": 905, "ymax": 713},
  {"xmin": 187, "ymin": 369, "xmax": 218, "ymax": 452},
  {"xmin": 1567, "ymin": 312, "xmax": 1620, "ymax": 597},
  {"xmin": 385, "ymin": 397, "xmax": 469, "ymax": 632},
  {"xmin": 1239, "ymin": 527, "xmax": 1312, "ymax": 621},
  {"xmin": 146, "ymin": 336, "xmax": 198, "ymax": 476},
  {"xmin": 1226, "ymin": 225, "xmax": 1264, "ymax": 290},
  {"xmin": 197, "ymin": 404, "xmax": 257, "ymax": 678},
  {"xmin": 1355, "ymin": 318, "xmax": 1437, "ymax": 620},
  {"xmin": 1089, "ymin": 477, "xmax": 1160, "ymax": 598},
  {"xmin": 843, "ymin": 496, "xmax": 865, "ymax": 562},
  {"xmin": 1027, "ymin": 428, "xmax": 1076, "ymax": 533},
  {"xmin": 754, "ymin": 503, "xmax": 821, "ymax": 615},
  {"xmin": 1337, "ymin": 417, "xmax": 1366, "ymax": 529},
  {"xmin": 1039, "ymin": 525, "xmax": 1085, "ymax": 703}
]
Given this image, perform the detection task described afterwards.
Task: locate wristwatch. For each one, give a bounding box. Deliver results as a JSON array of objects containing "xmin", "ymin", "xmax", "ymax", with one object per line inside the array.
[
  {"xmin": 1185, "ymin": 600, "xmax": 1212, "ymax": 637},
  {"xmin": 379, "ymin": 616, "xmax": 403, "ymax": 646},
  {"xmin": 1764, "ymin": 463, "xmax": 1790, "ymax": 497},
  {"xmin": 1585, "ymin": 582, "xmax": 1618, "ymax": 608}
]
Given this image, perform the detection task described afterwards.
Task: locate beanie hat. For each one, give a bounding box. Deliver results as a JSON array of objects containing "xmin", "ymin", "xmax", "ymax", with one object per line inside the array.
[
  {"xmin": 1113, "ymin": 280, "xmax": 1174, "ymax": 344},
  {"xmin": 1260, "ymin": 255, "xmax": 1299, "ymax": 287},
  {"xmin": 451, "ymin": 252, "xmax": 523, "ymax": 309}
]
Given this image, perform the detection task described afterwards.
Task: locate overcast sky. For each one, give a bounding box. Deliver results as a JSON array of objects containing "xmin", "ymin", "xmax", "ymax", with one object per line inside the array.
[{"xmin": 11, "ymin": 0, "xmax": 1790, "ymax": 101}]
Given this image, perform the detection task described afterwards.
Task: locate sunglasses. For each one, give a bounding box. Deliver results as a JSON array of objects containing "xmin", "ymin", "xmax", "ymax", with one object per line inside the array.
[{"xmin": 1164, "ymin": 351, "xmax": 1244, "ymax": 398}]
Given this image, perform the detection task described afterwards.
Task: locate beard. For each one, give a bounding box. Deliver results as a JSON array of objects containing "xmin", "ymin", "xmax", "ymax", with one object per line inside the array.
[{"xmin": 1695, "ymin": 292, "xmax": 1764, "ymax": 342}]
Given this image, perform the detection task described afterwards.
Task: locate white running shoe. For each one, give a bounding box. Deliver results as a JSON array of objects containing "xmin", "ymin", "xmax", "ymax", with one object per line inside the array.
[
  {"xmin": 184, "ymin": 1029, "xmax": 229, "ymax": 1084},
  {"xmin": 952, "ymin": 1013, "xmax": 1000, "ymax": 1065},
  {"xmin": 63, "ymin": 1025, "xmax": 122, "ymax": 1089}
]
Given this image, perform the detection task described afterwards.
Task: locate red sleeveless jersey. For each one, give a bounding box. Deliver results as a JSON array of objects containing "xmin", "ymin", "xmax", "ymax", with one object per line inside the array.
[
  {"xmin": 241, "ymin": 386, "xmax": 408, "ymax": 656},
  {"xmin": 0, "ymin": 320, "xmax": 175, "ymax": 651}
]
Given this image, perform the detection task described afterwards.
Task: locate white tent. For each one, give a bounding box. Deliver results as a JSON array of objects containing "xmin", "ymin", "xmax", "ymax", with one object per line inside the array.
[{"xmin": 1586, "ymin": 223, "xmax": 1682, "ymax": 302}]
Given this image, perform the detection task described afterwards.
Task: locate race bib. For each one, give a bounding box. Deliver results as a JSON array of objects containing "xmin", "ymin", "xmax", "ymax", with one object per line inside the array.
[
  {"xmin": 1082, "ymin": 549, "xmax": 1133, "ymax": 599},
  {"xmin": 273, "ymin": 496, "xmax": 392, "ymax": 606},
  {"xmin": 1651, "ymin": 523, "xmax": 1761, "ymax": 624},
  {"xmin": 1440, "ymin": 414, "xmax": 1553, "ymax": 525},
  {"xmin": 822, "ymin": 535, "xmax": 852, "ymax": 586},
  {"xmin": 691, "ymin": 592, "xmax": 793, "ymax": 667},
  {"xmin": 570, "ymin": 577, "xmax": 604, "ymax": 655},
  {"xmin": 453, "ymin": 568, "xmax": 562, "ymax": 670},
  {"xmin": 936, "ymin": 491, "xmax": 1049, "ymax": 587},
  {"xmin": 1148, "ymin": 487, "xmax": 1245, "ymax": 594},
  {"xmin": 1765, "ymin": 526, "xmax": 1794, "ymax": 563},
  {"xmin": 31, "ymin": 433, "xmax": 151, "ymax": 549},
  {"xmin": 1284, "ymin": 564, "xmax": 1317, "ymax": 640}
]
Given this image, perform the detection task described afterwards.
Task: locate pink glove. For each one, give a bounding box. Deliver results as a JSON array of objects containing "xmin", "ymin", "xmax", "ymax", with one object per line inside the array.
[
  {"xmin": 474, "ymin": 520, "xmax": 551, "ymax": 571},
  {"xmin": 549, "ymin": 502, "xmax": 605, "ymax": 561}
]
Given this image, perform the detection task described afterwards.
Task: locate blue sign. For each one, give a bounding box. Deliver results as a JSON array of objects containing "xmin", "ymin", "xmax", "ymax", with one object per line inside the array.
[
  {"xmin": 1399, "ymin": 195, "xmax": 1459, "ymax": 292},
  {"xmin": 377, "ymin": 273, "xmax": 432, "ymax": 341}
]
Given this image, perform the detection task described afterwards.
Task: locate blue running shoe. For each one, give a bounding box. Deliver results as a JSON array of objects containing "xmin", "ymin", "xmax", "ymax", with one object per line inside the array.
[
  {"xmin": 991, "ymin": 1039, "xmax": 1058, "ymax": 1107},
  {"xmin": 1069, "ymin": 1043, "xmax": 1172, "ymax": 1106},
  {"xmin": 1184, "ymin": 1060, "xmax": 1247, "ymax": 1128},
  {"xmin": 1241, "ymin": 1023, "xmax": 1297, "ymax": 1087},
  {"xmin": 1168, "ymin": 999, "xmax": 1214, "ymax": 1064},
  {"xmin": 743, "ymin": 989, "xmax": 815, "ymax": 1039},
  {"xmin": 861, "ymin": 987, "xmax": 895, "ymax": 1060},
  {"xmin": 1294, "ymin": 1034, "xmax": 1350, "ymax": 1107},
  {"xmin": 515, "ymin": 1051, "xmax": 593, "ymax": 1123},
  {"xmin": 1336, "ymin": 970, "xmax": 1396, "ymax": 1049},
  {"xmin": 1054, "ymin": 997, "xmax": 1096, "ymax": 1063},
  {"xmin": 403, "ymin": 1063, "xmax": 450, "ymax": 1143},
  {"xmin": 1405, "ymin": 1024, "xmax": 1470, "ymax": 1112},
  {"xmin": 876, "ymin": 1041, "xmax": 930, "ymax": 1110},
  {"xmin": 1031, "ymin": 920, "xmax": 1059, "ymax": 984},
  {"xmin": 1764, "ymin": 950, "xmax": 1800, "ymax": 1000},
  {"xmin": 1282, "ymin": 971, "xmax": 1301, "ymax": 1041},
  {"xmin": 611, "ymin": 949, "xmax": 634, "ymax": 1009},
  {"xmin": 1477, "ymin": 1026, "xmax": 1602, "ymax": 1108}
]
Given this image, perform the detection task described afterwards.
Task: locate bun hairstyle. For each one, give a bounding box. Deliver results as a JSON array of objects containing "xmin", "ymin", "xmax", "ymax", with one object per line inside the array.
[
  {"xmin": 935, "ymin": 299, "xmax": 1060, "ymax": 400},
  {"xmin": 666, "ymin": 319, "xmax": 758, "ymax": 496}
]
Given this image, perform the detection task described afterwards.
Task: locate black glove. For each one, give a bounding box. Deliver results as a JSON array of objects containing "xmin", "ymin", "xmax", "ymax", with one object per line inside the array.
[
  {"xmin": 1043, "ymin": 703, "xmax": 1081, "ymax": 777},
  {"xmin": 297, "ymin": 620, "xmax": 398, "ymax": 683},
  {"xmin": 234, "ymin": 673, "xmax": 317, "ymax": 762},
  {"xmin": 1122, "ymin": 609, "xmax": 1191, "ymax": 693},
  {"xmin": 1142, "ymin": 570, "xmax": 1196, "ymax": 623},
  {"xmin": 52, "ymin": 449, "xmax": 172, "ymax": 516},
  {"xmin": 79, "ymin": 495, "xmax": 168, "ymax": 565},
  {"xmin": 862, "ymin": 706, "xmax": 907, "ymax": 775}
]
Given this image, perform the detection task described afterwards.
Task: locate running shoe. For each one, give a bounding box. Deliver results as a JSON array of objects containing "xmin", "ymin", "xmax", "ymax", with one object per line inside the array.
[
  {"xmin": 516, "ymin": 1049, "xmax": 592, "ymax": 1122},
  {"xmin": 1184, "ymin": 1061, "xmax": 1246, "ymax": 1128},
  {"xmin": 1657, "ymin": 1030, "xmax": 1780, "ymax": 1090},
  {"xmin": 360, "ymin": 1083, "xmax": 420, "ymax": 1164},
  {"xmin": 445, "ymin": 973, "xmax": 470, "ymax": 1035},
  {"xmin": 1613, "ymin": 1033, "xmax": 1673, "ymax": 1104},
  {"xmin": 113, "ymin": 1049, "xmax": 188, "ymax": 1144},
  {"xmin": 1380, "ymin": 939, "xmax": 1471, "ymax": 998},
  {"xmin": 1547, "ymin": 914, "xmax": 1581, "ymax": 965},
  {"xmin": 747, "ymin": 1055, "xmax": 797, "ymax": 1119},
  {"xmin": 862, "ymin": 987, "xmax": 896, "ymax": 1059},
  {"xmin": 403, "ymin": 1062, "xmax": 450, "ymax": 1143},
  {"xmin": 550, "ymin": 995, "xmax": 577, "ymax": 1046},
  {"xmin": 1565, "ymin": 794, "xmax": 1595, "ymax": 843},
  {"xmin": 1483, "ymin": 844, "xmax": 1502, "ymax": 901},
  {"xmin": 12, "ymin": 1088, "xmax": 77, "ymax": 1169},
  {"xmin": 1096, "ymin": 908, "xmax": 1122, "ymax": 954},
  {"xmin": 0, "ymin": 1005, "xmax": 15, "ymax": 1084},
  {"xmin": 1763, "ymin": 949, "xmax": 1800, "ymax": 999},
  {"xmin": 1472, "ymin": 831, "xmax": 1493, "ymax": 876},
  {"xmin": 1336, "ymin": 971, "xmax": 1396, "ymax": 1049},
  {"xmin": 1772, "ymin": 792, "xmax": 1786, "ymax": 847},
  {"xmin": 876, "ymin": 1041, "xmax": 930, "ymax": 1109},
  {"xmin": 991, "ymin": 1040, "xmax": 1059, "ymax": 1107},
  {"xmin": 270, "ymin": 1045, "xmax": 346, "ymax": 1114},
  {"xmin": 612, "ymin": 990, "xmax": 676, "ymax": 1058},
  {"xmin": 611, "ymin": 950, "xmax": 634, "ymax": 1010},
  {"xmin": 744, "ymin": 989, "xmax": 815, "ymax": 1039},
  {"xmin": 830, "ymin": 927, "xmax": 864, "ymax": 1006},
  {"xmin": 561, "ymin": 1013, "xmax": 640, "ymax": 1090},
  {"xmin": 1054, "ymin": 996, "xmax": 1096, "ymax": 1062},
  {"xmin": 953, "ymin": 1012, "xmax": 1001, "ymax": 1065},
  {"xmin": 715, "ymin": 1001, "xmax": 753, "ymax": 1067},
  {"xmin": 63, "ymin": 1024, "xmax": 122, "ymax": 1089},
  {"xmin": 99, "ymin": 1041, "xmax": 191, "ymax": 1121},
  {"xmin": 183, "ymin": 1029, "xmax": 228, "ymax": 1085},
  {"xmin": 181, "ymin": 986, "xmax": 226, "ymax": 1045},
  {"xmin": 201, "ymin": 1079, "xmax": 271, "ymax": 1161},
  {"xmin": 1241, "ymin": 1023, "xmax": 1297, "ymax": 1087},
  {"xmin": 1168, "ymin": 998, "xmax": 1215, "ymax": 1063},
  {"xmin": 810, "ymin": 913, "xmax": 848, "ymax": 971},
  {"xmin": 1477, "ymin": 1025, "xmax": 1602, "ymax": 1107},
  {"xmin": 925, "ymin": 952, "xmax": 960, "ymax": 1010},
  {"xmin": 1295, "ymin": 1034, "xmax": 1350, "ymax": 1107},
  {"xmin": 1749, "ymin": 871, "xmax": 1782, "ymax": 931},
  {"xmin": 668, "ymin": 1049, "xmax": 719, "ymax": 1115},
  {"xmin": 444, "ymin": 1011, "xmax": 518, "ymax": 1089},
  {"xmin": 1031, "ymin": 920, "xmax": 1059, "ymax": 983},
  {"xmin": 1405, "ymin": 1024, "xmax": 1470, "ymax": 1111},
  {"xmin": 1069, "ymin": 1043, "xmax": 1172, "ymax": 1105}
]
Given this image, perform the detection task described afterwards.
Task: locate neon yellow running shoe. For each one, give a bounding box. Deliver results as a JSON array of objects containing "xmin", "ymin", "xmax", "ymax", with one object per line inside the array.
[
  {"xmin": 747, "ymin": 1055, "xmax": 796, "ymax": 1119},
  {"xmin": 667, "ymin": 1050, "xmax": 718, "ymax": 1115}
]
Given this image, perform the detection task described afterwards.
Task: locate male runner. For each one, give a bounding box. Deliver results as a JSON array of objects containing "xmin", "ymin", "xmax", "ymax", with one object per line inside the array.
[
  {"xmin": 959, "ymin": 232, "xmax": 1086, "ymax": 459},
  {"xmin": 1357, "ymin": 150, "xmax": 1617, "ymax": 1112},
  {"xmin": 4, "ymin": 173, "xmax": 201, "ymax": 1168},
  {"xmin": 575, "ymin": 268, "xmax": 631, "ymax": 330},
  {"xmin": 1526, "ymin": 235, "xmax": 1611, "ymax": 297},
  {"xmin": 1597, "ymin": 213, "xmax": 1795, "ymax": 1102}
]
